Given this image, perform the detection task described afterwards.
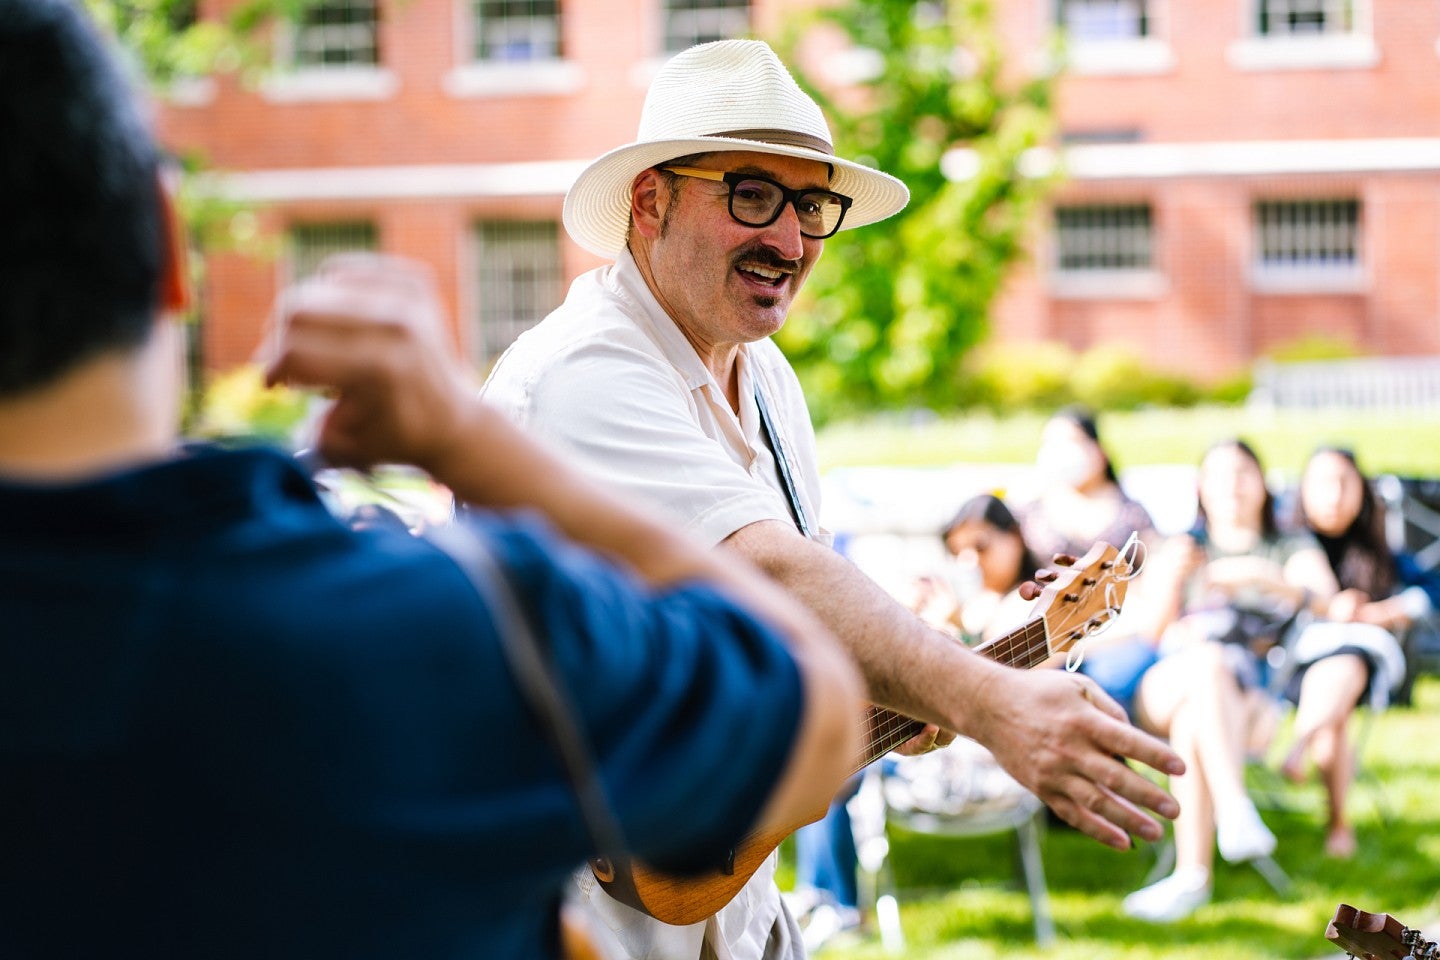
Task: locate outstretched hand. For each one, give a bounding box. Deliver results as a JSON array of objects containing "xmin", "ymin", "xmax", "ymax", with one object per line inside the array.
[
  {"xmin": 262, "ymin": 254, "xmax": 475, "ymax": 474},
  {"xmin": 973, "ymin": 661, "xmax": 1183, "ymax": 850},
  {"xmin": 967, "ymin": 551, "xmax": 1185, "ymax": 849}
]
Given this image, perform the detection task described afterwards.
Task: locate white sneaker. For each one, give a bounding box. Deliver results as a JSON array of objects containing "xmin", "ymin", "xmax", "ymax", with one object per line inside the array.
[
  {"xmin": 1216, "ymin": 798, "xmax": 1277, "ymax": 863},
  {"xmin": 1122, "ymin": 868, "xmax": 1211, "ymax": 922}
]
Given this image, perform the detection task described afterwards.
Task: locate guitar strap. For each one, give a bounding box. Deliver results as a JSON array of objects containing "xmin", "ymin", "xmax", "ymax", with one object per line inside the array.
[
  {"xmin": 753, "ymin": 383, "xmax": 811, "ymax": 539},
  {"xmin": 427, "ymin": 524, "xmax": 628, "ymax": 869}
]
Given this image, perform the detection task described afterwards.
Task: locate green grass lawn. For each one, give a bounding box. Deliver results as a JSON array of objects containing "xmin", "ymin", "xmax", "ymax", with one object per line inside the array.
[
  {"xmin": 815, "ymin": 406, "xmax": 1440, "ymax": 479},
  {"xmin": 800, "ymin": 677, "xmax": 1440, "ymax": 960}
]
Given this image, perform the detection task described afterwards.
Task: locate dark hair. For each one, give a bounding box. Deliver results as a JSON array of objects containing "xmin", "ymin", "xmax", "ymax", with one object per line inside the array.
[
  {"xmin": 0, "ymin": 0, "xmax": 165, "ymax": 398},
  {"xmin": 1297, "ymin": 446, "xmax": 1396, "ymax": 599},
  {"xmin": 1192, "ymin": 438, "xmax": 1279, "ymax": 540},
  {"xmin": 941, "ymin": 493, "xmax": 1041, "ymax": 592},
  {"xmin": 1049, "ymin": 405, "xmax": 1119, "ymax": 485}
]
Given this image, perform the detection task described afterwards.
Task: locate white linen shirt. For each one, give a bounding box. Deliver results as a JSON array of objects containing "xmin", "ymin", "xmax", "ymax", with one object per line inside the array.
[
  {"xmin": 481, "ymin": 248, "xmax": 827, "ymax": 960},
  {"xmin": 482, "ymin": 248, "xmax": 827, "ymax": 553}
]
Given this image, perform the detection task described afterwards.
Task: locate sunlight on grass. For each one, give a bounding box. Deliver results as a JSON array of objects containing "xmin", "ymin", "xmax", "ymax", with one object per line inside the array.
[
  {"xmin": 808, "ymin": 678, "xmax": 1440, "ymax": 960},
  {"xmin": 816, "ymin": 407, "xmax": 1440, "ymax": 478}
]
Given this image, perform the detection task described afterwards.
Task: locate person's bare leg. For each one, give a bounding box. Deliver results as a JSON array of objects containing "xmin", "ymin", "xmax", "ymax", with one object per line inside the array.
[
  {"xmin": 1281, "ymin": 654, "xmax": 1366, "ymax": 856},
  {"xmin": 1281, "ymin": 653, "xmax": 1367, "ymax": 785},
  {"xmin": 1167, "ymin": 707, "xmax": 1215, "ymax": 876},
  {"xmin": 1312, "ymin": 723, "xmax": 1357, "ymax": 857},
  {"xmin": 1124, "ymin": 650, "xmax": 1220, "ymax": 921},
  {"xmin": 1174, "ymin": 642, "xmax": 1253, "ymax": 808}
]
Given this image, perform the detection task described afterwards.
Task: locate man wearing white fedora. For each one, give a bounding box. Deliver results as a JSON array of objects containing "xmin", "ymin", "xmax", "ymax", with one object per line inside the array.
[{"xmin": 484, "ymin": 39, "xmax": 1185, "ymax": 960}]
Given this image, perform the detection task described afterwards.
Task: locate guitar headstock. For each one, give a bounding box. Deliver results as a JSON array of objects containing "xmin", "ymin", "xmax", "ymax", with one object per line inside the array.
[
  {"xmin": 1327, "ymin": 904, "xmax": 1438, "ymax": 960},
  {"xmin": 970, "ymin": 534, "xmax": 1142, "ymax": 670},
  {"xmin": 1030, "ymin": 534, "xmax": 1143, "ymax": 668}
]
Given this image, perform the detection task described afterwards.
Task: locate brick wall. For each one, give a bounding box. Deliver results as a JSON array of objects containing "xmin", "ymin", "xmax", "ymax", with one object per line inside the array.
[{"xmin": 160, "ymin": 0, "xmax": 1440, "ymax": 382}]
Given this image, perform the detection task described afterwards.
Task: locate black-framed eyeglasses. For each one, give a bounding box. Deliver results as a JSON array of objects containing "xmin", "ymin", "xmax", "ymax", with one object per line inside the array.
[{"xmin": 659, "ymin": 166, "xmax": 853, "ymax": 240}]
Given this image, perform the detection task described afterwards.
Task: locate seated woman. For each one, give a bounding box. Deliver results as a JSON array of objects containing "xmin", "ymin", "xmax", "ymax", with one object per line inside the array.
[
  {"xmin": 913, "ymin": 493, "xmax": 1041, "ymax": 643},
  {"xmin": 1123, "ymin": 439, "xmax": 1339, "ymax": 922},
  {"xmin": 1017, "ymin": 406, "xmax": 1159, "ymax": 559},
  {"xmin": 1284, "ymin": 447, "xmax": 1414, "ymax": 858},
  {"xmin": 915, "ymin": 493, "xmax": 1162, "ymax": 722}
]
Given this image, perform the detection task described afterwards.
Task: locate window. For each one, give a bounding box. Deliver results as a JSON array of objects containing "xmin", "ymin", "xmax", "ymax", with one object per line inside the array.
[
  {"xmin": 1229, "ymin": 0, "xmax": 1374, "ymax": 70},
  {"xmin": 288, "ymin": 222, "xmax": 378, "ymax": 282},
  {"xmin": 293, "ymin": 0, "xmax": 380, "ymax": 68},
  {"xmin": 1054, "ymin": 204, "xmax": 1153, "ymax": 272},
  {"xmin": 662, "ymin": 0, "xmax": 750, "ymax": 54},
  {"xmin": 1052, "ymin": 0, "xmax": 1172, "ymax": 75},
  {"xmin": 1257, "ymin": 0, "xmax": 1353, "ymax": 36},
  {"xmin": 1254, "ymin": 198, "xmax": 1359, "ymax": 269},
  {"xmin": 473, "ymin": 0, "xmax": 561, "ymax": 61},
  {"xmin": 1057, "ymin": 0, "xmax": 1149, "ymax": 40},
  {"xmin": 473, "ymin": 222, "xmax": 563, "ymax": 363}
]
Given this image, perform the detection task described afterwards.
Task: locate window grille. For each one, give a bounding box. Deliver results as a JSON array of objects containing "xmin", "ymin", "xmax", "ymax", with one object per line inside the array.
[
  {"xmin": 474, "ymin": 0, "xmax": 561, "ymax": 61},
  {"xmin": 662, "ymin": 0, "xmax": 750, "ymax": 53},
  {"xmin": 1054, "ymin": 204, "xmax": 1153, "ymax": 271},
  {"xmin": 474, "ymin": 222, "xmax": 563, "ymax": 363},
  {"xmin": 1254, "ymin": 199, "xmax": 1359, "ymax": 268},
  {"xmin": 1257, "ymin": 0, "xmax": 1354, "ymax": 36},
  {"xmin": 288, "ymin": 222, "xmax": 378, "ymax": 281},
  {"xmin": 293, "ymin": 0, "xmax": 380, "ymax": 67},
  {"xmin": 1057, "ymin": 0, "xmax": 1149, "ymax": 40}
]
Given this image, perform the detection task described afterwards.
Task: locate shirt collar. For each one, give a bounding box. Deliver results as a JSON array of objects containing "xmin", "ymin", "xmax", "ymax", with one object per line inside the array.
[{"xmin": 606, "ymin": 248, "xmax": 738, "ymax": 396}]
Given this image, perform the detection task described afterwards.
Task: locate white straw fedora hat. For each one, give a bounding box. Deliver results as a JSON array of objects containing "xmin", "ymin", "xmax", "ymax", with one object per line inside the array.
[{"xmin": 563, "ymin": 39, "xmax": 910, "ymax": 258}]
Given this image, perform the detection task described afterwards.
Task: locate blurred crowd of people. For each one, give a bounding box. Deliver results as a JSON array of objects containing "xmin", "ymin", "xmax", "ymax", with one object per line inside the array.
[{"xmin": 893, "ymin": 408, "xmax": 1433, "ymax": 925}]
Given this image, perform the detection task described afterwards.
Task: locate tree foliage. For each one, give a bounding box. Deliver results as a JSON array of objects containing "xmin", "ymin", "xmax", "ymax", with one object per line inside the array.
[
  {"xmin": 776, "ymin": 0, "xmax": 1057, "ymax": 422},
  {"xmin": 82, "ymin": 0, "xmax": 325, "ymax": 82}
]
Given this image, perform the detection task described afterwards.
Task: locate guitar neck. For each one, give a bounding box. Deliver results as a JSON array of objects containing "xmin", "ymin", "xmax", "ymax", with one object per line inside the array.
[{"xmin": 852, "ymin": 617, "xmax": 1052, "ymax": 772}]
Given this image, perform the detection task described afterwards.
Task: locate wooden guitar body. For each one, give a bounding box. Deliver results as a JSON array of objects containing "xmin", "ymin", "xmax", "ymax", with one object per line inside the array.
[
  {"xmin": 589, "ymin": 823, "xmax": 798, "ymax": 927},
  {"xmin": 592, "ymin": 539, "xmax": 1140, "ymax": 926}
]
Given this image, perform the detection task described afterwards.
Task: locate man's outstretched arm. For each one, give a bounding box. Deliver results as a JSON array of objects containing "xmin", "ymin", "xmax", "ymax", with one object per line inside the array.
[
  {"xmin": 726, "ymin": 518, "xmax": 1185, "ymax": 850},
  {"xmin": 263, "ymin": 254, "xmax": 864, "ymax": 834}
]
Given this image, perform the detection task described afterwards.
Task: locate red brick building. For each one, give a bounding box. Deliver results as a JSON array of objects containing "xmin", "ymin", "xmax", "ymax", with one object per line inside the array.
[
  {"xmin": 990, "ymin": 0, "xmax": 1440, "ymax": 378},
  {"xmin": 158, "ymin": 0, "xmax": 1440, "ymax": 381}
]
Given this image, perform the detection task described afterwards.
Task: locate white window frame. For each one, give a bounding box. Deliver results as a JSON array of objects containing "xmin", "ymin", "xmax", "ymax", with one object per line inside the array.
[
  {"xmin": 262, "ymin": 0, "xmax": 397, "ymax": 103},
  {"xmin": 660, "ymin": 0, "xmax": 751, "ymax": 56},
  {"xmin": 471, "ymin": 221, "xmax": 564, "ymax": 366},
  {"xmin": 1249, "ymin": 197, "xmax": 1366, "ymax": 293},
  {"xmin": 1049, "ymin": 202, "xmax": 1167, "ymax": 300},
  {"xmin": 1051, "ymin": 0, "xmax": 1175, "ymax": 76},
  {"xmin": 444, "ymin": 0, "xmax": 586, "ymax": 98},
  {"xmin": 1228, "ymin": 0, "xmax": 1377, "ymax": 71}
]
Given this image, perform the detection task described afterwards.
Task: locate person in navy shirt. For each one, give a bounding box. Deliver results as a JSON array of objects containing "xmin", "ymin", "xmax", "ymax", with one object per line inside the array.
[{"xmin": 0, "ymin": 3, "xmax": 862, "ymax": 957}]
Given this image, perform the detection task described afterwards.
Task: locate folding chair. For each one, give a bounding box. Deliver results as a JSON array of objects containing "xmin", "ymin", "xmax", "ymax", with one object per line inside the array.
[
  {"xmin": 850, "ymin": 740, "xmax": 1056, "ymax": 954},
  {"xmin": 1141, "ymin": 819, "xmax": 1293, "ymax": 897},
  {"xmin": 1376, "ymin": 474, "xmax": 1440, "ymax": 704}
]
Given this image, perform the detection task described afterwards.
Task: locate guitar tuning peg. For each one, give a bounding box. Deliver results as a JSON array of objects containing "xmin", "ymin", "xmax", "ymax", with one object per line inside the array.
[{"xmin": 1063, "ymin": 593, "xmax": 1079, "ymax": 602}]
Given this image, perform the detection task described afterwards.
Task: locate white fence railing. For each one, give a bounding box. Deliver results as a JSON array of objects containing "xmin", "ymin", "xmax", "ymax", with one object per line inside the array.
[{"xmin": 1248, "ymin": 356, "xmax": 1440, "ymax": 411}]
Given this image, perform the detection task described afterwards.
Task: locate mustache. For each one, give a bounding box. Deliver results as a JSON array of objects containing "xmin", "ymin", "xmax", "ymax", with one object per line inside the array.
[{"xmin": 731, "ymin": 244, "xmax": 801, "ymax": 273}]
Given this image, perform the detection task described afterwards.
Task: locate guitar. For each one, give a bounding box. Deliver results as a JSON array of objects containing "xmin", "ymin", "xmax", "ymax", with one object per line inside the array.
[
  {"xmin": 1326, "ymin": 904, "xmax": 1438, "ymax": 960},
  {"xmin": 590, "ymin": 538, "xmax": 1141, "ymax": 926}
]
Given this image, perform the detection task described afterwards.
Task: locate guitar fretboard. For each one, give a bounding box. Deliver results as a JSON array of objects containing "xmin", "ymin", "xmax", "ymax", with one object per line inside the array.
[{"xmin": 852, "ymin": 617, "xmax": 1052, "ymax": 772}]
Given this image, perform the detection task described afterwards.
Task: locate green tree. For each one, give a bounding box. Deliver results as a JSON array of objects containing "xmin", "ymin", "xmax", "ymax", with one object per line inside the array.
[
  {"xmin": 83, "ymin": 0, "xmax": 296, "ymax": 427},
  {"xmin": 83, "ymin": 0, "xmax": 238, "ymax": 81},
  {"xmin": 775, "ymin": 0, "xmax": 1057, "ymax": 422}
]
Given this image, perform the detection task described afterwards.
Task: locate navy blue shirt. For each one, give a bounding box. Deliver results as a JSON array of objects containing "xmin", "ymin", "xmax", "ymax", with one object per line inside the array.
[{"xmin": 0, "ymin": 446, "xmax": 803, "ymax": 958}]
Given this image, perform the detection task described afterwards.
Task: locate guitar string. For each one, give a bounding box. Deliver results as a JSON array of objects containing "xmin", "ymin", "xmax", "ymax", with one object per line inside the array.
[
  {"xmin": 855, "ymin": 566, "xmax": 1119, "ymax": 762},
  {"xmin": 856, "ymin": 620, "xmax": 1052, "ymax": 761}
]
